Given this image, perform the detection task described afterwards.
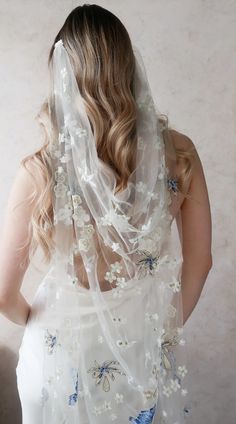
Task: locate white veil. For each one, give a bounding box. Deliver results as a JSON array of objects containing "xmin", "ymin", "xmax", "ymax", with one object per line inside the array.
[{"xmin": 39, "ymin": 39, "xmax": 190, "ymax": 423}]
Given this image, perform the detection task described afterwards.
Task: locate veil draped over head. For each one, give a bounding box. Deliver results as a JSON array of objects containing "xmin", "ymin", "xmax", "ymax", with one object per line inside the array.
[{"xmin": 39, "ymin": 39, "xmax": 190, "ymax": 423}]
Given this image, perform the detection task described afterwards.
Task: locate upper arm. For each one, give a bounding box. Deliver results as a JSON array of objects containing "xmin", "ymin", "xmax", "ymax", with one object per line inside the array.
[
  {"xmin": 171, "ymin": 130, "xmax": 212, "ymax": 266},
  {"xmin": 0, "ymin": 162, "xmax": 36, "ymax": 300}
]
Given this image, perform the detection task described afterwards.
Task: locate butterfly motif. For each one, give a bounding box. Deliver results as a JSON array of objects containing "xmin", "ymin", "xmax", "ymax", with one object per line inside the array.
[
  {"xmin": 44, "ymin": 329, "xmax": 58, "ymax": 354},
  {"xmin": 87, "ymin": 359, "xmax": 125, "ymax": 392},
  {"xmin": 167, "ymin": 177, "xmax": 178, "ymax": 194},
  {"xmin": 129, "ymin": 403, "xmax": 157, "ymax": 423},
  {"xmin": 136, "ymin": 250, "xmax": 159, "ymax": 276},
  {"xmin": 161, "ymin": 339, "xmax": 176, "ymax": 370},
  {"xmin": 68, "ymin": 368, "xmax": 79, "ymax": 406}
]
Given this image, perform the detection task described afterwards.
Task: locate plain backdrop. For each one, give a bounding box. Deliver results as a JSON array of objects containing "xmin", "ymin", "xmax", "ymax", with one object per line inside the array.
[{"xmin": 0, "ymin": 1, "xmax": 236, "ymax": 423}]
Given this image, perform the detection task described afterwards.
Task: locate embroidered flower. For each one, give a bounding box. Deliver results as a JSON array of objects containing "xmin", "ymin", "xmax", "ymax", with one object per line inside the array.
[
  {"xmin": 105, "ymin": 271, "xmax": 117, "ymax": 284},
  {"xmin": 163, "ymin": 385, "xmax": 172, "ymax": 397},
  {"xmin": 177, "ymin": 365, "xmax": 188, "ymax": 378},
  {"xmin": 100, "ymin": 209, "xmax": 130, "ymax": 230},
  {"xmin": 103, "ymin": 401, "xmax": 112, "ymax": 411},
  {"xmin": 55, "ymin": 203, "xmax": 73, "ymax": 225},
  {"xmin": 78, "ymin": 238, "xmax": 90, "ymax": 252},
  {"xmin": 170, "ymin": 378, "xmax": 181, "ymax": 392},
  {"xmin": 93, "ymin": 405, "xmax": 103, "ymax": 416},
  {"xmin": 110, "ymin": 261, "xmax": 122, "ymax": 273},
  {"xmin": 168, "ymin": 277, "xmax": 181, "ymax": 293},
  {"xmin": 72, "ymin": 194, "xmax": 82, "ymax": 207},
  {"xmin": 54, "ymin": 182, "xmax": 67, "ymax": 198},
  {"xmin": 167, "ymin": 304, "xmax": 177, "ymax": 318},
  {"xmin": 55, "ymin": 166, "xmax": 66, "ymax": 182},
  {"xmin": 116, "ymin": 338, "xmax": 137, "ymax": 350},
  {"xmin": 75, "ymin": 127, "xmax": 87, "ymax": 138},
  {"xmin": 145, "ymin": 312, "xmax": 159, "ymax": 323},
  {"xmin": 60, "ymin": 152, "xmax": 71, "ymax": 163},
  {"xmin": 136, "ymin": 181, "xmax": 147, "ymax": 193},
  {"xmin": 114, "ymin": 392, "xmax": 124, "ymax": 404},
  {"xmin": 81, "ymin": 224, "xmax": 95, "ymax": 238},
  {"xmin": 116, "ymin": 277, "xmax": 127, "ymax": 289},
  {"xmin": 72, "ymin": 206, "xmax": 90, "ymax": 227}
]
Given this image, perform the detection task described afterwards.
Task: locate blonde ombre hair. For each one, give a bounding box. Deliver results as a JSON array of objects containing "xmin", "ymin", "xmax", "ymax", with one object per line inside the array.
[{"xmin": 21, "ymin": 4, "xmax": 195, "ymax": 263}]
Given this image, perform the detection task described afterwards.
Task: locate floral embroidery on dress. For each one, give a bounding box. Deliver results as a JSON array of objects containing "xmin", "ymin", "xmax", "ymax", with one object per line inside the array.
[
  {"xmin": 129, "ymin": 403, "xmax": 157, "ymax": 423},
  {"xmin": 136, "ymin": 250, "xmax": 160, "ymax": 276},
  {"xmin": 159, "ymin": 332, "xmax": 188, "ymax": 399},
  {"xmin": 68, "ymin": 368, "xmax": 79, "ymax": 406},
  {"xmin": 44, "ymin": 329, "xmax": 59, "ymax": 354},
  {"xmin": 104, "ymin": 261, "xmax": 127, "ymax": 289},
  {"xmin": 87, "ymin": 360, "xmax": 126, "ymax": 392},
  {"xmin": 116, "ymin": 337, "xmax": 137, "ymax": 350},
  {"xmin": 167, "ymin": 177, "xmax": 179, "ymax": 194}
]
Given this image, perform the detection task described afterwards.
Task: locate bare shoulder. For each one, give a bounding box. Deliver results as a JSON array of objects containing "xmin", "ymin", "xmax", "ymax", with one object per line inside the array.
[{"xmin": 167, "ymin": 128, "xmax": 196, "ymax": 155}]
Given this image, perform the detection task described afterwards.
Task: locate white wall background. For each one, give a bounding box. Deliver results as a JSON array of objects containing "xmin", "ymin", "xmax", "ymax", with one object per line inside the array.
[{"xmin": 0, "ymin": 1, "xmax": 235, "ymax": 423}]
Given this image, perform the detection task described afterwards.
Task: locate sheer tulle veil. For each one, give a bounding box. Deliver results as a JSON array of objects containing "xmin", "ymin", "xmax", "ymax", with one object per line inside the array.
[{"xmin": 36, "ymin": 39, "xmax": 191, "ymax": 423}]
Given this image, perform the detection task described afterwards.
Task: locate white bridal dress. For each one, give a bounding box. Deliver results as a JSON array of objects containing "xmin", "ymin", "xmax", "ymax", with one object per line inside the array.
[{"xmin": 16, "ymin": 40, "xmax": 190, "ymax": 424}]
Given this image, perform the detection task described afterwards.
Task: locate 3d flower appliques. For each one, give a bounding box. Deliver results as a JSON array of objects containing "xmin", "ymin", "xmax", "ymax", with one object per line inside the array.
[
  {"xmin": 72, "ymin": 206, "xmax": 90, "ymax": 227},
  {"xmin": 104, "ymin": 261, "xmax": 125, "ymax": 287},
  {"xmin": 54, "ymin": 202, "xmax": 73, "ymax": 225},
  {"xmin": 168, "ymin": 276, "xmax": 181, "ymax": 293},
  {"xmin": 116, "ymin": 338, "xmax": 137, "ymax": 351}
]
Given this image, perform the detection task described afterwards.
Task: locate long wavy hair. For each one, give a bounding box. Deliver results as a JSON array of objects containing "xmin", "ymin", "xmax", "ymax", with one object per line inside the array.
[{"xmin": 21, "ymin": 4, "xmax": 195, "ymax": 264}]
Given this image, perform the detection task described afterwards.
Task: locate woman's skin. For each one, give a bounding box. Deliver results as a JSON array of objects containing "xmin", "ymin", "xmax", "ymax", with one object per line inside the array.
[{"xmin": 0, "ymin": 129, "xmax": 212, "ymax": 327}]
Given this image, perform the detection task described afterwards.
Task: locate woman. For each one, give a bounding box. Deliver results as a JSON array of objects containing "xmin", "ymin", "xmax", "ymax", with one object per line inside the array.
[{"xmin": 0, "ymin": 4, "xmax": 212, "ymax": 424}]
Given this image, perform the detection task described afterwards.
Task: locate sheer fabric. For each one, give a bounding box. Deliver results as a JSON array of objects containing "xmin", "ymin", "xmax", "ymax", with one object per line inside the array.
[{"xmin": 16, "ymin": 40, "xmax": 190, "ymax": 423}]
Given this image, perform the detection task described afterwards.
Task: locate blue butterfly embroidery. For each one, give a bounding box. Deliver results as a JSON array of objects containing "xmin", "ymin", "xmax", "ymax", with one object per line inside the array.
[
  {"xmin": 167, "ymin": 177, "xmax": 178, "ymax": 194},
  {"xmin": 129, "ymin": 403, "xmax": 157, "ymax": 423},
  {"xmin": 68, "ymin": 369, "xmax": 79, "ymax": 406},
  {"xmin": 136, "ymin": 250, "xmax": 159, "ymax": 277},
  {"xmin": 44, "ymin": 329, "xmax": 58, "ymax": 354}
]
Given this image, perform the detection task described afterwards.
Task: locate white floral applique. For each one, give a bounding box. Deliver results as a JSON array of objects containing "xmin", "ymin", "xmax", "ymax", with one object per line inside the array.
[
  {"xmin": 114, "ymin": 392, "xmax": 124, "ymax": 404},
  {"xmin": 54, "ymin": 201, "xmax": 73, "ymax": 226},
  {"xmin": 168, "ymin": 276, "xmax": 181, "ymax": 293},
  {"xmin": 105, "ymin": 261, "xmax": 125, "ymax": 285},
  {"xmin": 167, "ymin": 304, "xmax": 177, "ymax": 318},
  {"xmin": 100, "ymin": 208, "xmax": 130, "ymax": 231},
  {"xmin": 116, "ymin": 337, "xmax": 137, "ymax": 351},
  {"xmin": 54, "ymin": 166, "xmax": 68, "ymax": 198}
]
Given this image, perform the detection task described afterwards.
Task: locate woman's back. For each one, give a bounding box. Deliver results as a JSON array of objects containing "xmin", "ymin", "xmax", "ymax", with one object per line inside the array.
[{"xmin": 0, "ymin": 4, "xmax": 212, "ymax": 424}]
